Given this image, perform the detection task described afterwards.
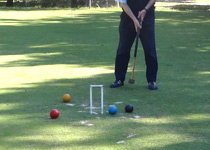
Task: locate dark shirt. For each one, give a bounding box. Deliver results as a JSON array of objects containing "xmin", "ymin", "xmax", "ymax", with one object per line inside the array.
[{"xmin": 123, "ymin": 0, "xmax": 154, "ymax": 17}]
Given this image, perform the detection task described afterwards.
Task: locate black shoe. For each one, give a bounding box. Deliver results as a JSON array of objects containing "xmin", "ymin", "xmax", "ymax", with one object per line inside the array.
[
  {"xmin": 148, "ymin": 82, "xmax": 158, "ymax": 90},
  {"xmin": 110, "ymin": 80, "xmax": 124, "ymax": 88}
]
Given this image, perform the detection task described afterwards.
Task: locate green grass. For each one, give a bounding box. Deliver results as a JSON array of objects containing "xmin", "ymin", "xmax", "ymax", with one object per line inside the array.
[{"xmin": 0, "ymin": 3, "xmax": 210, "ymax": 150}]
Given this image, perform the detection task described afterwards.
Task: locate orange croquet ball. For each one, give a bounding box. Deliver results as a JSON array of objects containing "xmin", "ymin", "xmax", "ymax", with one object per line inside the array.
[{"xmin": 62, "ymin": 94, "xmax": 71, "ymax": 103}]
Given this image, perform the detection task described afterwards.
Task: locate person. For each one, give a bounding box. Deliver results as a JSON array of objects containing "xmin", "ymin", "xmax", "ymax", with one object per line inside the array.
[{"xmin": 110, "ymin": 0, "xmax": 158, "ymax": 90}]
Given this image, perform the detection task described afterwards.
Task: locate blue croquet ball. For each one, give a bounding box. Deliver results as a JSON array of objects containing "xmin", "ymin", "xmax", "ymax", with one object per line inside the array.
[
  {"xmin": 125, "ymin": 104, "xmax": 134, "ymax": 113},
  {"xmin": 108, "ymin": 105, "xmax": 117, "ymax": 115}
]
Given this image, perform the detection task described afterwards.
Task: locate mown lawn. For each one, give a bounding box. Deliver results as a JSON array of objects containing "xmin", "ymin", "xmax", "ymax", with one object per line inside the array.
[{"xmin": 0, "ymin": 3, "xmax": 210, "ymax": 150}]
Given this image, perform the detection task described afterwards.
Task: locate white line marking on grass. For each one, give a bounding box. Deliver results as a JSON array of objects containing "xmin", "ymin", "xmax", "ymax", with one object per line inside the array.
[
  {"xmin": 81, "ymin": 104, "xmax": 87, "ymax": 107},
  {"xmin": 134, "ymin": 115, "xmax": 141, "ymax": 119},
  {"xmin": 92, "ymin": 112, "xmax": 98, "ymax": 115},
  {"xmin": 80, "ymin": 120, "xmax": 88, "ymax": 124},
  {"xmin": 66, "ymin": 104, "xmax": 75, "ymax": 106},
  {"xmin": 117, "ymin": 141, "xmax": 125, "ymax": 144},
  {"xmin": 79, "ymin": 120, "xmax": 94, "ymax": 127},
  {"xmin": 87, "ymin": 123, "xmax": 94, "ymax": 126},
  {"xmin": 115, "ymin": 102, "xmax": 123, "ymax": 104},
  {"xmin": 78, "ymin": 111, "xmax": 86, "ymax": 113},
  {"xmin": 127, "ymin": 134, "xmax": 137, "ymax": 138},
  {"xmin": 85, "ymin": 107, "xmax": 100, "ymax": 109},
  {"xmin": 119, "ymin": 116, "xmax": 127, "ymax": 119}
]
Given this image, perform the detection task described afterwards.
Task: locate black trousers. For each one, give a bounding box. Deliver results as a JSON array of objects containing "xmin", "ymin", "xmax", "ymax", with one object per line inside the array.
[{"xmin": 114, "ymin": 11, "xmax": 158, "ymax": 83}]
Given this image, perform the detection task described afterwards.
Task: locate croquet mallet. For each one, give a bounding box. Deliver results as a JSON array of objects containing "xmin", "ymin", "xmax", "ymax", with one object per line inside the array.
[{"xmin": 128, "ymin": 19, "xmax": 141, "ymax": 84}]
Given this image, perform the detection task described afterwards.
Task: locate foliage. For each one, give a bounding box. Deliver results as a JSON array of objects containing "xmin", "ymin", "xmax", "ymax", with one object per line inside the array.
[{"xmin": 0, "ymin": 0, "xmax": 117, "ymax": 8}]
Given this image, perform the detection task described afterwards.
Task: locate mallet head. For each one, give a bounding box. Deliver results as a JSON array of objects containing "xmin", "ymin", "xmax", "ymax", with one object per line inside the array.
[{"xmin": 128, "ymin": 79, "xmax": 135, "ymax": 84}]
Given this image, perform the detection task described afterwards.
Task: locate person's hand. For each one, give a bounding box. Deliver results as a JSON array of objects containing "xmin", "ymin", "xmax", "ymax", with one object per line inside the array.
[
  {"xmin": 133, "ymin": 18, "xmax": 141, "ymax": 32},
  {"xmin": 138, "ymin": 9, "xmax": 147, "ymax": 27}
]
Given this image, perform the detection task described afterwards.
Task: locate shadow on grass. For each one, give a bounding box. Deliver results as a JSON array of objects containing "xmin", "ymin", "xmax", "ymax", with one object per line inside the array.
[
  {"xmin": 0, "ymin": 12, "xmax": 120, "ymax": 68},
  {"xmin": 0, "ymin": 8, "xmax": 210, "ymax": 149},
  {"xmin": 0, "ymin": 75, "xmax": 210, "ymax": 149}
]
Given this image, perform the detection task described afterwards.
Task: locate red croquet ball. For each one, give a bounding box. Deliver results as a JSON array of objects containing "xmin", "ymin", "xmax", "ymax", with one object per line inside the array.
[{"xmin": 50, "ymin": 109, "xmax": 59, "ymax": 119}]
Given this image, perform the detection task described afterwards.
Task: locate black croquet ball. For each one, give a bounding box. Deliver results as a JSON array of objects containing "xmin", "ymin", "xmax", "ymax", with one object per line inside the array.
[{"xmin": 125, "ymin": 104, "xmax": 133, "ymax": 113}]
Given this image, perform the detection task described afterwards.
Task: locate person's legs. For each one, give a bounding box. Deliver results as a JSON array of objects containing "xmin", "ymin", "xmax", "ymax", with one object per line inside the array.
[
  {"xmin": 114, "ymin": 31, "xmax": 136, "ymax": 82},
  {"xmin": 114, "ymin": 16, "xmax": 136, "ymax": 82},
  {"xmin": 110, "ymin": 17, "xmax": 136, "ymax": 88},
  {"xmin": 140, "ymin": 15, "xmax": 158, "ymax": 85}
]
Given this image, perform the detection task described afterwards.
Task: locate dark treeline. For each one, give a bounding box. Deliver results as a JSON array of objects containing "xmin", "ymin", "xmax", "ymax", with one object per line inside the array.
[{"xmin": 2, "ymin": 0, "xmax": 118, "ymax": 8}]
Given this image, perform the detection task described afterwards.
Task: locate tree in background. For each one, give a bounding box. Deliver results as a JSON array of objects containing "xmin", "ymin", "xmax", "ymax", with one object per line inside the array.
[
  {"xmin": 4, "ymin": 0, "xmax": 119, "ymax": 8},
  {"xmin": 6, "ymin": 0, "xmax": 13, "ymax": 7}
]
